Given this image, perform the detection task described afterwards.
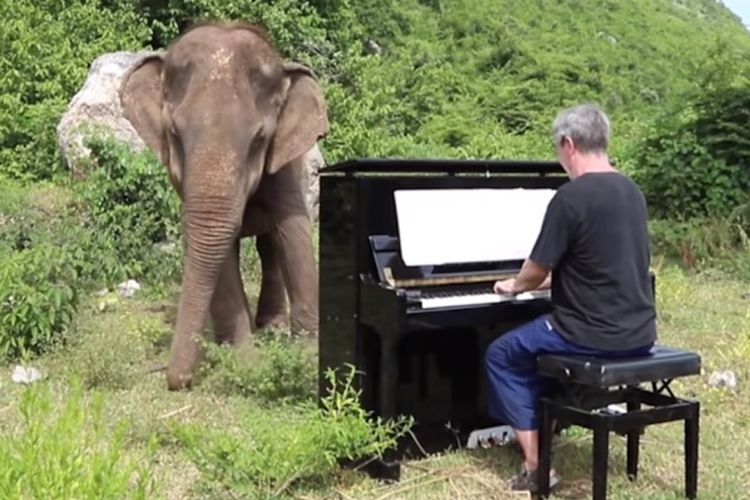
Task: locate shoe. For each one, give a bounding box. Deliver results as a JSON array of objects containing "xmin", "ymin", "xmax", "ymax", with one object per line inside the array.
[{"xmin": 509, "ymin": 466, "xmax": 562, "ymax": 493}]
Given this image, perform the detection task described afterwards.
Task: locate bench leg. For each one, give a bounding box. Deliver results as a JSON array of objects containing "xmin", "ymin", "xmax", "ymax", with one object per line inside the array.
[
  {"xmin": 593, "ymin": 426, "xmax": 609, "ymax": 500},
  {"xmin": 538, "ymin": 399, "xmax": 554, "ymax": 498},
  {"xmin": 627, "ymin": 399, "xmax": 641, "ymax": 481},
  {"xmin": 685, "ymin": 402, "xmax": 699, "ymax": 499}
]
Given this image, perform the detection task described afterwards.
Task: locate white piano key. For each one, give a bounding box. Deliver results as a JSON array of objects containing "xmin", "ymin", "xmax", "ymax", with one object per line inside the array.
[{"xmin": 419, "ymin": 289, "xmax": 550, "ymax": 309}]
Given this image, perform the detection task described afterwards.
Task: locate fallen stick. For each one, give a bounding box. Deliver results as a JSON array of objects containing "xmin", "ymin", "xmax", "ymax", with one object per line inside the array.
[
  {"xmin": 157, "ymin": 404, "xmax": 192, "ymax": 420},
  {"xmin": 373, "ymin": 475, "xmax": 451, "ymax": 500}
]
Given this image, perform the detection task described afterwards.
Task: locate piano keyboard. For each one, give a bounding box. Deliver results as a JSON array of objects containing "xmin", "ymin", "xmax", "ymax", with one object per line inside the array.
[{"xmin": 419, "ymin": 289, "xmax": 550, "ymax": 309}]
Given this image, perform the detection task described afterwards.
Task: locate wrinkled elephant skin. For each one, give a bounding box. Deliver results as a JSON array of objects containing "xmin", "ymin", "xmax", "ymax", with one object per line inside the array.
[{"xmin": 119, "ymin": 22, "xmax": 328, "ymax": 390}]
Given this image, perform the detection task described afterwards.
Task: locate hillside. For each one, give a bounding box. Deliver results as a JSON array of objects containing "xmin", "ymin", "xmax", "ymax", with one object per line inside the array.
[
  {"xmin": 2, "ymin": 0, "xmax": 750, "ymax": 181},
  {"xmin": 325, "ymin": 0, "xmax": 750, "ymax": 164}
]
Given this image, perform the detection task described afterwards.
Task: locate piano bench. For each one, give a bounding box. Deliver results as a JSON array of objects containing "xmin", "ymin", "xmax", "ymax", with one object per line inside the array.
[{"xmin": 535, "ymin": 345, "xmax": 702, "ymax": 500}]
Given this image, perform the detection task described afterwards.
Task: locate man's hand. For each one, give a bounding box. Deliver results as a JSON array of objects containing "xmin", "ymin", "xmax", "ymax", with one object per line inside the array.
[{"xmin": 493, "ymin": 278, "xmax": 516, "ymax": 295}]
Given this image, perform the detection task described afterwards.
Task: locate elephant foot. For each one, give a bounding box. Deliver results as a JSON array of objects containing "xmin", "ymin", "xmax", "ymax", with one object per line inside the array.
[
  {"xmin": 166, "ymin": 368, "xmax": 193, "ymax": 391},
  {"xmin": 290, "ymin": 309, "xmax": 318, "ymax": 337},
  {"xmin": 290, "ymin": 323, "xmax": 318, "ymax": 337},
  {"xmin": 213, "ymin": 322, "xmax": 252, "ymax": 345},
  {"xmin": 255, "ymin": 314, "xmax": 290, "ymax": 332}
]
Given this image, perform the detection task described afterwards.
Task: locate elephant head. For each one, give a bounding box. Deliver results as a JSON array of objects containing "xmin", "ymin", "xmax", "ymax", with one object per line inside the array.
[{"xmin": 119, "ymin": 22, "xmax": 328, "ymax": 390}]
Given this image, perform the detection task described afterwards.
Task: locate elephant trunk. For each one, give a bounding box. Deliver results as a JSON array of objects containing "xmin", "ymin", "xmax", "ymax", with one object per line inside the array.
[{"xmin": 166, "ymin": 153, "xmax": 257, "ymax": 390}]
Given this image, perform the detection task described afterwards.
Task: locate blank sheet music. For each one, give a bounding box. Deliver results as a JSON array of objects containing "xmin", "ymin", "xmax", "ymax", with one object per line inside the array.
[{"xmin": 394, "ymin": 188, "xmax": 556, "ymax": 267}]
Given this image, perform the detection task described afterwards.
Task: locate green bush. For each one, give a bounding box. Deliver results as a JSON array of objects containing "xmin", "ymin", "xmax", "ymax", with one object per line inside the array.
[
  {"xmin": 76, "ymin": 136, "xmax": 183, "ymax": 287},
  {"xmin": 649, "ymin": 207, "xmax": 750, "ymax": 275},
  {"xmin": 634, "ymin": 128, "xmax": 749, "ymax": 219},
  {"xmin": 0, "ymin": 245, "xmax": 79, "ymax": 360},
  {"xmin": 0, "ymin": 381, "xmax": 153, "ymax": 498},
  {"xmin": 66, "ymin": 311, "xmax": 151, "ymax": 390},
  {"xmin": 200, "ymin": 334, "xmax": 317, "ymax": 403},
  {"xmin": 0, "ymin": 0, "xmax": 150, "ymax": 180},
  {"xmin": 633, "ymin": 80, "xmax": 750, "ymax": 220},
  {"xmin": 173, "ymin": 366, "xmax": 412, "ymax": 498}
]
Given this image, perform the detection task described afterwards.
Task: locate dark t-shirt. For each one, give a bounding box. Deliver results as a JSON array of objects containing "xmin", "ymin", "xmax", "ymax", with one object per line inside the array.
[{"xmin": 529, "ymin": 172, "xmax": 656, "ymax": 351}]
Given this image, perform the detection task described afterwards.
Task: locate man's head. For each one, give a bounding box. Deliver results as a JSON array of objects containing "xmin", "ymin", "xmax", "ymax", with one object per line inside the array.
[{"xmin": 551, "ymin": 104, "xmax": 611, "ymax": 177}]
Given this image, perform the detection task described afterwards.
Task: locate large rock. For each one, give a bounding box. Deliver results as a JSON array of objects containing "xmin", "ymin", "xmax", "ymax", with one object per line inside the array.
[
  {"xmin": 301, "ymin": 145, "xmax": 324, "ymax": 222},
  {"xmin": 57, "ymin": 51, "xmax": 158, "ymax": 179},
  {"xmin": 57, "ymin": 51, "xmax": 324, "ymax": 221}
]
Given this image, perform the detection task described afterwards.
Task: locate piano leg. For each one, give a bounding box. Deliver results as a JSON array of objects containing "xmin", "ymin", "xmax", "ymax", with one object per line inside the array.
[{"xmin": 370, "ymin": 337, "xmax": 401, "ymax": 481}]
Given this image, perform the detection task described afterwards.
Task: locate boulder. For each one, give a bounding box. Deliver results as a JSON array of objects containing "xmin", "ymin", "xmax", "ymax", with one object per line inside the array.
[
  {"xmin": 56, "ymin": 51, "xmax": 158, "ymax": 179},
  {"xmin": 57, "ymin": 51, "xmax": 324, "ymax": 221},
  {"xmin": 301, "ymin": 145, "xmax": 324, "ymax": 222}
]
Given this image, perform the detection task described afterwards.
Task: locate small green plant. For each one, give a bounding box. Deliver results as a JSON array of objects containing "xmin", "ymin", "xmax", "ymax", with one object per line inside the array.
[
  {"xmin": 200, "ymin": 333, "xmax": 317, "ymax": 403},
  {"xmin": 0, "ymin": 381, "xmax": 153, "ymax": 498},
  {"xmin": 649, "ymin": 206, "xmax": 750, "ymax": 274},
  {"xmin": 173, "ymin": 365, "xmax": 413, "ymax": 498},
  {"xmin": 59, "ymin": 299, "xmax": 172, "ymax": 390},
  {"xmin": 0, "ymin": 244, "xmax": 79, "ymax": 360}
]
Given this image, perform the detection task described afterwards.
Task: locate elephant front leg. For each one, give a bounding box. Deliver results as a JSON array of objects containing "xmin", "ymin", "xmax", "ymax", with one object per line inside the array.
[
  {"xmin": 210, "ymin": 240, "xmax": 253, "ymax": 345},
  {"xmin": 255, "ymin": 233, "xmax": 290, "ymax": 330},
  {"xmin": 257, "ymin": 158, "xmax": 318, "ymax": 336},
  {"xmin": 273, "ymin": 213, "xmax": 318, "ymax": 336}
]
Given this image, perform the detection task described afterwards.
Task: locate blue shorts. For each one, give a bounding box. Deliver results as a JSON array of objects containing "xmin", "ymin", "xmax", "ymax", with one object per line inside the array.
[{"xmin": 485, "ymin": 314, "xmax": 653, "ymax": 430}]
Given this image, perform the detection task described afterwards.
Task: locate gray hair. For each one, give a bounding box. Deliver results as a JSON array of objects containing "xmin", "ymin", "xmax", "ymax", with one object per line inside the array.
[{"xmin": 551, "ymin": 104, "xmax": 610, "ymax": 153}]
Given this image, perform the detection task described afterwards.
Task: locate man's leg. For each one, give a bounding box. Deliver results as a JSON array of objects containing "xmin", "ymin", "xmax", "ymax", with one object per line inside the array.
[
  {"xmin": 485, "ymin": 315, "xmax": 561, "ymax": 487},
  {"xmin": 486, "ymin": 316, "xmax": 654, "ymax": 491}
]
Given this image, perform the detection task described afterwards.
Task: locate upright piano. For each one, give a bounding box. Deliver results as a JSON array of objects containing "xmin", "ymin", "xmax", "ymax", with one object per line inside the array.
[{"xmin": 318, "ymin": 158, "xmax": 568, "ymax": 479}]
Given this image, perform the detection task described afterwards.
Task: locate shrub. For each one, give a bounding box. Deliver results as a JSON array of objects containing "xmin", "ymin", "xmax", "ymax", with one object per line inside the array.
[
  {"xmin": 649, "ymin": 207, "xmax": 750, "ymax": 276},
  {"xmin": 0, "ymin": 0, "xmax": 150, "ymax": 180},
  {"xmin": 634, "ymin": 84, "xmax": 750, "ymax": 220},
  {"xmin": 173, "ymin": 366, "xmax": 413, "ymax": 498},
  {"xmin": 199, "ymin": 334, "xmax": 317, "ymax": 403},
  {"xmin": 76, "ymin": 136, "xmax": 183, "ymax": 287},
  {"xmin": 65, "ymin": 308, "xmax": 155, "ymax": 390},
  {"xmin": 635, "ymin": 128, "xmax": 749, "ymax": 219},
  {"xmin": 0, "ymin": 244, "xmax": 79, "ymax": 360},
  {"xmin": 0, "ymin": 381, "xmax": 153, "ymax": 498}
]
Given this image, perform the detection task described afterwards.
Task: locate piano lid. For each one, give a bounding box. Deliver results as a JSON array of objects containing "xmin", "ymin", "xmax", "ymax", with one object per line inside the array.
[
  {"xmin": 319, "ymin": 158, "xmax": 565, "ymax": 175},
  {"xmin": 394, "ymin": 188, "xmax": 556, "ymax": 267}
]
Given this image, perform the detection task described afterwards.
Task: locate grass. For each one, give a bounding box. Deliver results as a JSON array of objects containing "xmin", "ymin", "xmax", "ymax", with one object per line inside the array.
[{"xmin": 1, "ymin": 258, "xmax": 748, "ymax": 499}]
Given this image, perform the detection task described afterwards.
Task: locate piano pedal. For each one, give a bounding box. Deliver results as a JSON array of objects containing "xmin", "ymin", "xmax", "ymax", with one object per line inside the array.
[{"xmin": 466, "ymin": 425, "xmax": 516, "ymax": 449}]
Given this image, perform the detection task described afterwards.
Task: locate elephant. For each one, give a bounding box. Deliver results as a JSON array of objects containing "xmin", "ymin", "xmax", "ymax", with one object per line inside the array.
[{"xmin": 119, "ymin": 21, "xmax": 328, "ymax": 390}]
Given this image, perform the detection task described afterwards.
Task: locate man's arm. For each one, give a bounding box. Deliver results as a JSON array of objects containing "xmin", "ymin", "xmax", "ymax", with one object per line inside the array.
[
  {"xmin": 493, "ymin": 192, "xmax": 570, "ymax": 295},
  {"xmin": 512, "ymin": 258, "xmax": 550, "ymax": 292}
]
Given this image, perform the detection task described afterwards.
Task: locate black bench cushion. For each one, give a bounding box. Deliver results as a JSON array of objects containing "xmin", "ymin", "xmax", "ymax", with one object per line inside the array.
[{"xmin": 537, "ymin": 345, "xmax": 701, "ymax": 388}]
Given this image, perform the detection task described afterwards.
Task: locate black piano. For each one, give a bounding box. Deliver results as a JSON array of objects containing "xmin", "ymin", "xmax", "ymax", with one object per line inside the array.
[{"xmin": 318, "ymin": 158, "xmax": 569, "ymax": 479}]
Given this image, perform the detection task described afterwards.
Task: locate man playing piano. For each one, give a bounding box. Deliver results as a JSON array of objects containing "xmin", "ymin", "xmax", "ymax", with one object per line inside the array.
[{"xmin": 485, "ymin": 103, "xmax": 657, "ymax": 492}]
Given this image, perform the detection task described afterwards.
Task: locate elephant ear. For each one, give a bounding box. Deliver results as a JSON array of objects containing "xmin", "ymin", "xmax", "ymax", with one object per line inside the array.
[
  {"xmin": 266, "ymin": 63, "xmax": 329, "ymax": 175},
  {"xmin": 120, "ymin": 55, "xmax": 168, "ymax": 166}
]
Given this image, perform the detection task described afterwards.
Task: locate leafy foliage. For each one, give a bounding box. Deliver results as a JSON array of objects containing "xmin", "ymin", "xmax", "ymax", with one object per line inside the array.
[
  {"xmin": 0, "ymin": 135, "xmax": 182, "ymax": 360},
  {"xmin": 315, "ymin": 0, "xmax": 750, "ymax": 164},
  {"xmin": 634, "ymin": 84, "xmax": 750, "ymax": 220},
  {"xmin": 172, "ymin": 365, "xmax": 413, "ymax": 498},
  {"xmin": 199, "ymin": 334, "xmax": 318, "ymax": 403},
  {"xmin": 76, "ymin": 136, "xmax": 183, "ymax": 286},
  {"xmin": 0, "ymin": 0, "xmax": 149, "ymax": 180},
  {"xmin": 0, "ymin": 245, "xmax": 79, "ymax": 360},
  {"xmin": 0, "ymin": 381, "xmax": 153, "ymax": 498}
]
